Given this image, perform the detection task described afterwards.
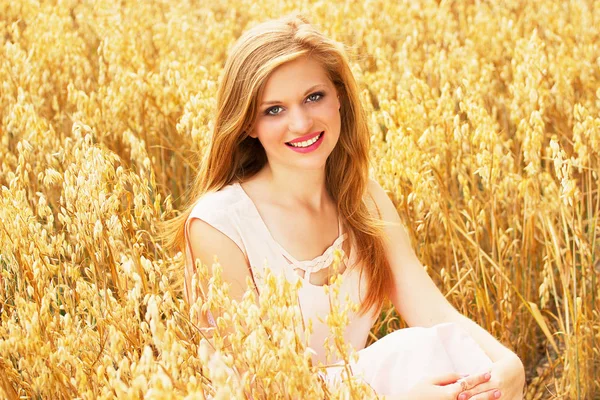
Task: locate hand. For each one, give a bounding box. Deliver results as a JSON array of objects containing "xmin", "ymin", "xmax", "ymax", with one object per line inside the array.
[
  {"xmin": 458, "ymin": 354, "xmax": 526, "ymax": 400},
  {"xmin": 387, "ymin": 371, "xmax": 493, "ymax": 400}
]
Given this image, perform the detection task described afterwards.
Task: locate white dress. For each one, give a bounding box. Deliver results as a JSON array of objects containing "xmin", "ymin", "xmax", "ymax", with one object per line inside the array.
[{"xmin": 184, "ymin": 182, "xmax": 493, "ymax": 395}]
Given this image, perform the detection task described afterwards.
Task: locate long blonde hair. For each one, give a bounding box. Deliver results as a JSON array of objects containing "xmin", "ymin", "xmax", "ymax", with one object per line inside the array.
[{"xmin": 160, "ymin": 14, "xmax": 392, "ymax": 316}]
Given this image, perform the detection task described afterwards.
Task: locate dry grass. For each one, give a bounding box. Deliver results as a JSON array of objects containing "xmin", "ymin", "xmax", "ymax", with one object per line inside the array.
[{"xmin": 1, "ymin": 0, "xmax": 599, "ymax": 398}]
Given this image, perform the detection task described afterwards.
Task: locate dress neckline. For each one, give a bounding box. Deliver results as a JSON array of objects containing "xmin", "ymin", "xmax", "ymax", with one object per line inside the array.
[{"xmin": 233, "ymin": 181, "xmax": 348, "ymax": 270}]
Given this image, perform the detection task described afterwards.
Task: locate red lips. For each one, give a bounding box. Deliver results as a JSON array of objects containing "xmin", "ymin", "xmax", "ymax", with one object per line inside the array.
[{"xmin": 286, "ymin": 131, "xmax": 323, "ymax": 144}]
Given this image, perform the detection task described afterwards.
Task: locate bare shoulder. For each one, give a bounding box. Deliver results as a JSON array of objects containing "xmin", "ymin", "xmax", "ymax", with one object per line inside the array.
[
  {"xmin": 188, "ymin": 218, "xmax": 247, "ymax": 263},
  {"xmin": 187, "ymin": 218, "xmax": 253, "ymax": 299},
  {"xmin": 365, "ymin": 177, "xmax": 402, "ymax": 225},
  {"xmin": 365, "ymin": 178, "xmax": 388, "ymax": 205}
]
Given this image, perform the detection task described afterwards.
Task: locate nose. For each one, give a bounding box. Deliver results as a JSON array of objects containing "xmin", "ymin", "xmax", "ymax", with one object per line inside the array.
[{"xmin": 287, "ymin": 106, "xmax": 313, "ymax": 134}]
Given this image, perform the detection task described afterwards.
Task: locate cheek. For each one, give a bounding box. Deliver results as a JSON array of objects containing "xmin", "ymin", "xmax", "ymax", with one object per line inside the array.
[
  {"xmin": 254, "ymin": 118, "xmax": 286, "ymax": 141},
  {"xmin": 320, "ymin": 103, "xmax": 341, "ymax": 127}
]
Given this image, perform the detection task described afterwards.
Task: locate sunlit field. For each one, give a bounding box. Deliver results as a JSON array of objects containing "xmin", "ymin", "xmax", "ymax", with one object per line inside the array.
[{"xmin": 1, "ymin": 0, "xmax": 599, "ymax": 398}]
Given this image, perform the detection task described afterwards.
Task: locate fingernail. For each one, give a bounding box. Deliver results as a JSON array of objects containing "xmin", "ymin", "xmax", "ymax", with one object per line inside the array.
[
  {"xmin": 459, "ymin": 394, "xmax": 467, "ymax": 400},
  {"xmin": 494, "ymin": 391, "xmax": 502, "ymax": 399},
  {"xmin": 460, "ymin": 373, "xmax": 469, "ymax": 377},
  {"xmin": 484, "ymin": 372, "xmax": 491, "ymax": 380}
]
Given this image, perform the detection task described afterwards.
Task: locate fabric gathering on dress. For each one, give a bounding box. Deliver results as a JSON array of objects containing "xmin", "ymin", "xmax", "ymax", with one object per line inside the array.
[{"xmin": 184, "ymin": 182, "xmax": 493, "ymax": 395}]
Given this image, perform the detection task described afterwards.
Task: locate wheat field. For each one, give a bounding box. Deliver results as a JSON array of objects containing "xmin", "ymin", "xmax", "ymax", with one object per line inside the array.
[{"xmin": 1, "ymin": 0, "xmax": 599, "ymax": 398}]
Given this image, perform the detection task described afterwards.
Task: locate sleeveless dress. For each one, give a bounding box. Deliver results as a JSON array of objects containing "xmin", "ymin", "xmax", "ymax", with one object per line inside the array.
[{"xmin": 184, "ymin": 182, "xmax": 493, "ymax": 395}]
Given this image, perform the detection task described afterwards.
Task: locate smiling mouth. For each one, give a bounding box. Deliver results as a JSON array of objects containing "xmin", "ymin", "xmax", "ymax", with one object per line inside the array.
[{"xmin": 285, "ymin": 131, "xmax": 324, "ymax": 148}]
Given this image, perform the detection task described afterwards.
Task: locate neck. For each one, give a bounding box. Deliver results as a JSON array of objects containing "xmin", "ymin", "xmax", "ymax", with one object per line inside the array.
[{"xmin": 259, "ymin": 164, "xmax": 331, "ymax": 213}]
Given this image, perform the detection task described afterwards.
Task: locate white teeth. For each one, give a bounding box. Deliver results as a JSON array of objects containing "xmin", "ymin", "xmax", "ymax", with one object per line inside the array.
[{"xmin": 289, "ymin": 132, "xmax": 322, "ymax": 148}]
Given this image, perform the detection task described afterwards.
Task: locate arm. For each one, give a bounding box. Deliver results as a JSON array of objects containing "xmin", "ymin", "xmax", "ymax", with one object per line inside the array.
[
  {"xmin": 187, "ymin": 218, "xmax": 258, "ymax": 389},
  {"xmin": 186, "ymin": 217, "xmax": 257, "ymax": 330},
  {"xmin": 366, "ymin": 178, "xmax": 525, "ymax": 397}
]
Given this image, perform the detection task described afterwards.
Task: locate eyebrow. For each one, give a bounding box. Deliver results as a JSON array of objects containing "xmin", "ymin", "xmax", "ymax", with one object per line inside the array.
[{"xmin": 260, "ymin": 84, "xmax": 327, "ymax": 107}]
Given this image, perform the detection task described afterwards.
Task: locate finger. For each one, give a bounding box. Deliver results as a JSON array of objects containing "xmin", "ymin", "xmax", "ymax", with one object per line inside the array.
[
  {"xmin": 457, "ymin": 381, "xmax": 492, "ymax": 400},
  {"xmin": 428, "ymin": 372, "xmax": 463, "ymax": 386},
  {"xmin": 467, "ymin": 389, "xmax": 502, "ymax": 400},
  {"xmin": 458, "ymin": 371, "xmax": 492, "ymax": 391},
  {"xmin": 446, "ymin": 374, "xmax": 492, "ymax": 400},
  {"xmin": 445, "ymin": 381, "xmax": 468, "ymax": 399}
]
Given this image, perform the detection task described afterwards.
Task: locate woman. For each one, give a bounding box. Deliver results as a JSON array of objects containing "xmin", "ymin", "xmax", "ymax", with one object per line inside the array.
[{"xmin": 164, "ymin": 14, "xmax": 525, "ymax": 399}]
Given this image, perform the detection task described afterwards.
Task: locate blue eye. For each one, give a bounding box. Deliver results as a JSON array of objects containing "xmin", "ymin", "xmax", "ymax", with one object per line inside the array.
[
  {"xmin": 307, "ymin": 92, "xmax": 324, "ymax": 102},
  {"xmin": 265, "ymin": 106, "xmax": 283, "ymax": 116},
  {"xmin": 263, "ymin": 91, "xmax": 325, "ymax": 116}
]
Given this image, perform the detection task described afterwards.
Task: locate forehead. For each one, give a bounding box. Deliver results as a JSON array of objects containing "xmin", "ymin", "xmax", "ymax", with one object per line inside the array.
[{"xmin": 260, "ymin": 56, "xmax": 332, "ymax": 99}]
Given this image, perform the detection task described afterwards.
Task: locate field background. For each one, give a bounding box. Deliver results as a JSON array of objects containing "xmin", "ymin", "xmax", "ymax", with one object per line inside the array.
[{"xmin": 1, "ymin": 0, "xmax": 599, "ymax": 398}]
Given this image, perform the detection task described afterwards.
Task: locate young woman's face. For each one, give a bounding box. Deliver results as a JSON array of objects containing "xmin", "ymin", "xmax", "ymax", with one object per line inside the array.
[{"xmin": 249, "ymin": 56, "xmax": 341, "ymax": 171}]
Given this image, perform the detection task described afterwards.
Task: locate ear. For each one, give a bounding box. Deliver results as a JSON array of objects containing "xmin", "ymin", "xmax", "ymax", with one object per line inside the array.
[{"xmin": 244, "ymin": 125, "xmax": 257, "ymax": 139}]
